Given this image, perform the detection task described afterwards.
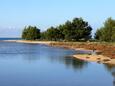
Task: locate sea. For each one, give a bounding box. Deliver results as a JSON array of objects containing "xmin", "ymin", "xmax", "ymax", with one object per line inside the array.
[{"xmin": 0, "ymin": 38, "xmax": 114, "ymax": 86}]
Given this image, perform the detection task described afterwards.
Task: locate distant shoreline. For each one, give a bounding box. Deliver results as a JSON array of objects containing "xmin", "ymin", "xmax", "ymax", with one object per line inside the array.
[
  {"xmin": 2, "ymin": 40, "xmax": 52, "ymax": 45},
  {"xmin": 1, "ymin": 40, "xmax": 115, "ymax": 65}
]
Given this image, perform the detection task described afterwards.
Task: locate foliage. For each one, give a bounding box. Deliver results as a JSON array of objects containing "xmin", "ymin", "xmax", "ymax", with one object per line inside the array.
[
  {"xmin": 22, "ymin": 26, "xmax": 40, "ymax": 40},
  {"xmin": 41, "ymin": 17, "xmax": 92, "ymax": 41},
  {"xmin": 95, "ymin": 17, "xmax": 115, "ymax": 42},
  {"xmin": 21, "ymin": 18, "xmax": 92, "ymax": 41},
  {"xmin": 64, "ymin": 18, "xmax": 92, "ymax": 41},
  {"xmin": 40, "ymin": 31, "xmax": 47, "ymax": 40},
  {"xmin": 45, "ymin": 27, "xmax": 64, "ymax": 41}
]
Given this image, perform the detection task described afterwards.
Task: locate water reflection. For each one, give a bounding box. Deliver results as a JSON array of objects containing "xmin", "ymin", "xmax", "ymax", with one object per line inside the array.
[
  {"xmin": 64, "ymin": 56, "xmax": 88, "ymax": 71},
  {"xmin": 104, "ymin": 64, "xmax": 115, "ymax": 86},
  {"xmin": 20, "ymin": 53, "xmax": 89, "ymax": 71},
  {"xmin": 0, "ymin": 42, "xmax": 89, "ymax": 71}
]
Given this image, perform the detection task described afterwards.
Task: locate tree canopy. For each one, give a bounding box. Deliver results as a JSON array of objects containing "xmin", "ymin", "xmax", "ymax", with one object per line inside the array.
[
  {"xmin": 41, "ymin": 17, "xmax": 92, "ymax": 41},
  {"xmin": 22, "ymin": 17, "xmax": 92, "ymax": 41},
  {"xmin": 95, "ymin": 17, "xmax": 115, "ymax": 42},
  {"xmin": 63, "ymin": 18, "xmax": 92, "ymax": 41},
  {"xmin": 45, "ymin": 27, "xmax": 64, "ymax": 41},
  {"xmin": 22, "ymin": 26, "xmax": 40, "ymax": 40}
]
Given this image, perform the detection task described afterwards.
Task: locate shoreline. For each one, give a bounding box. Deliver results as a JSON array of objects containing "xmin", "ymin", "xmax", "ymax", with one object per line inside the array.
[
  {"xmin": 73, "ymin": 54, "xmax": 115, "ymax": 65},
  {"xmin": 2, "ymin": 40, "xmax": 52, "ymax": 45},
  {"xmin": 1, "ymin": 40, "xmax": 115, "ymax": 65}
]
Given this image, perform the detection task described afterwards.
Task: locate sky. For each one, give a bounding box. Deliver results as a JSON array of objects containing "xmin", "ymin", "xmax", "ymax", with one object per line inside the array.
[{"xmin": 0, "ymin": 0, "xmax": 115, "ymax": 37}]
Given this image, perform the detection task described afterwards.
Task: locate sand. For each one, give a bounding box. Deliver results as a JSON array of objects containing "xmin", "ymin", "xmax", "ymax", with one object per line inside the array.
[{"xmin": 73, "ymin": 54, "xmax": 115, "ymax": 64}]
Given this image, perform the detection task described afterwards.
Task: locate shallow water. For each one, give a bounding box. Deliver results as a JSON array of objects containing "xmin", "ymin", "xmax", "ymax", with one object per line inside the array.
[{"xmin": 0, "ymin": 42, "xmax": 114, "ymax": 86}]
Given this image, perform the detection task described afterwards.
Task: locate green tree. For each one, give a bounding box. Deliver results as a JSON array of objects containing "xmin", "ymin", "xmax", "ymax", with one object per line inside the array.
[
  {"xmin": 94, "ymin": 28, "xmax": 102, "ymax": 40},
  {"xmin": 57, "ymin": 25, "xmax": 65, "ymax": 40},
  {"xmin": 40, "ymin": 31, "xmax": 47, "ymax": 40},
  {"xmin": 45, "ymin": 27, "xmax": 63, "ymax": 41},
  {"xmin": 22, "ymin": 26, "xmax": 40, "ymax": 40},
  {"xmin": 95, "ymin": 17, "xmax": 115, "ymax": 42},
  {"xmin": 63, "ymin": 20, "xmax": 74, "ymax": 41},
  {"xmin": 39, "ymin": 17, "xmax": 92, "ymax": 41},
  {"xmin": 60, "ymin": 18, "xmax": 92, "ymax": 41},
  {"xmin": 72, "ymin": 18, "xmax": 92, "ymax": 41}
]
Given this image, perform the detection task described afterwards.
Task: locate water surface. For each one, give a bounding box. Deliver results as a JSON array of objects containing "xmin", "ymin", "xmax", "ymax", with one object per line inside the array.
[{"xmin": 0, "ymin": 42, "xmax": 114, "ymax": 86}]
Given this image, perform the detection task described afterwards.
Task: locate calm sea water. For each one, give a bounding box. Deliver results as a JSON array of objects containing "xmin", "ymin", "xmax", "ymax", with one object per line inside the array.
[
  {"xmin": 0, "ymin": 41, "xmax": 114, "ymax": 86},
  {"xmin": 0, "ymin": 38, "xmax": 21, "ymax": 40}
]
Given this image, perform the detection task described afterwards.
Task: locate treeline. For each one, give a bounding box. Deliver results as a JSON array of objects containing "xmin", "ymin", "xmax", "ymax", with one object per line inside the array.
[
  {"xmin": 95, "ymin": 17, "xmax": 115, "ymax": 42},
  {"xmin": 22, "ymin": 17, "xmax": 115, "ymax": 42},
  {"xmin": 22, "ymin": 17, "xmax": 92, "ymax": 41}
]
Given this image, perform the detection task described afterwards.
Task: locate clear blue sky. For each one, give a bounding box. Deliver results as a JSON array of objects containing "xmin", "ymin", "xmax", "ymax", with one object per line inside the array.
[{"xmin": 0, "ymin": 0, "xmax": 115, "ymax": 37}]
